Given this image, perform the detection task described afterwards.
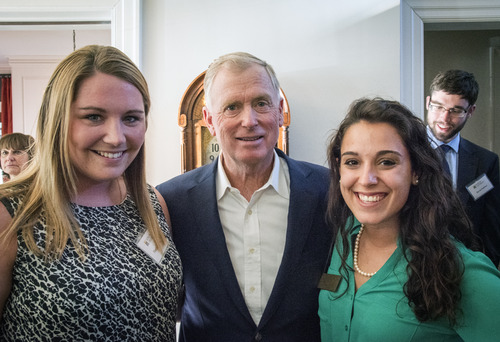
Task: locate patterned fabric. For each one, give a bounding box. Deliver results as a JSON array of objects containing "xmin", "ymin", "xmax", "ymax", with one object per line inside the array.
[{"xmin": 0, "ymin": 186, "xmax": 182, "ymax": 341}]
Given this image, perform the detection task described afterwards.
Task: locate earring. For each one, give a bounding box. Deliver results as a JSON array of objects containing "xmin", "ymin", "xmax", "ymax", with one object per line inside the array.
[{"xmin": 414, "ymin": 179, "xmax": 419, "ymax": 185}]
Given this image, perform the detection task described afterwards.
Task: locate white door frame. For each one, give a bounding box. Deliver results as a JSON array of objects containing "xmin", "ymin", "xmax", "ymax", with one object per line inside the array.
[
  {"xmin": 0, "ymin": 0, "xmax": 141, "ymax": 67},
  {"xmin": 400, "ymin": 0, "xmax": 500, "ymax": 118},
  {"xmin": 0, "ymin": 0, "xmax": 141, "ymax": 134}
]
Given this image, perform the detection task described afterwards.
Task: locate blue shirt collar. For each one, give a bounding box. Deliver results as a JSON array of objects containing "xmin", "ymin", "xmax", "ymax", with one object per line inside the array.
[{"xmin": 427, "ymin": 126, "xmax": 460, "ymax": 153}]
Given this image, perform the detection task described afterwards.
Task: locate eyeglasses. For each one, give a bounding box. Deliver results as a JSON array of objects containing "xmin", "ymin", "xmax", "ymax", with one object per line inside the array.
[{"xmin": 428, "ymin": 102, "xmax": 470, "ymax": 118}]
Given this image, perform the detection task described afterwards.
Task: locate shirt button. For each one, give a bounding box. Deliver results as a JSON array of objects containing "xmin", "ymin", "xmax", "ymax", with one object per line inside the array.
[
  {"xmin": 248, "ymin": 209, "xmax": 253, "ymax": 215},
  {"xmin": 345, "ymin": 325, "xmax": 348, "ymax": 331},
  {"xmin": 249, "ymin": 248, "xmax": 255, "ymax": 254},
  {"xmin": 254, "ymin": 332, "xmax": 262, "ymax": 341},
  {"xmin": 250, "ymin": 286, "xmax": 255, "ymax": 293}
]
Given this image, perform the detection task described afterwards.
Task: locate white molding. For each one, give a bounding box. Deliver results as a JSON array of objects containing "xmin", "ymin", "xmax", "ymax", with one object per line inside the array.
[
  {"xmin": 0, "ymin": 9, "xmax": 112, "ymax": 23},
  {"xmin": 400, "ymin": 0, "xmax": 500, "ymax": 117},
  {"xmin": 0, "ymin": 0, "xmax": 141, "ymax": 66},
  {"xmin": 400, "ymin": 0, "xmax": 424, "ymax": 116},
  {"xmin": 8, "ymin": 55, "xmax": 66, "ymax": 64},
  {"xmin": 416, "ymin": 8, "xmax": 500, "ymax": 23},
  {"xmin": 111, "ymin": 0, "xmax": 141, "ymax": 68}
]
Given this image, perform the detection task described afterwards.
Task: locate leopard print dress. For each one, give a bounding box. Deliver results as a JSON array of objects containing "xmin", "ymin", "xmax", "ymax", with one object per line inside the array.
[{"xmin": 0, "ymin": 187, "xmax": 182, "ymax": 341}]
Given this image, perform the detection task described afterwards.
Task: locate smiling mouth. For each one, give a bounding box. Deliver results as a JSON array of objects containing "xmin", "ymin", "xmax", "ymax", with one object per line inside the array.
[
  {"xmin": 437, "ymin": 123, "xmax": 452, "ymax": 130},
  {"xmin": 95, "ymin": 151, "xmax": 124, "ymax": 159},
  {"xmin": 358, "ymin": 193, "xmax": 384, "ymax": 203},
  {"xmin": 237, "ymin": 136, "xmax": 263, "ymax": 141}
]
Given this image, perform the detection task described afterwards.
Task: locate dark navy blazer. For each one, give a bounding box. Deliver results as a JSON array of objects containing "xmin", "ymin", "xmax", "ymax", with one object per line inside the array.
[
  {"xmin": 157, "ymin": 149, "xmax": 333, "ymax": 342},
  {"xmin": 457, "ymin": 138, "xmax": 500, "ymax": 266}
]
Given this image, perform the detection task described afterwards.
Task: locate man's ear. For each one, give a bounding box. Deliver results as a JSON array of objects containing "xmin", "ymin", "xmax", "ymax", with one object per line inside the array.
[
  {"xmin": 203, "ymin": 106, "xmax": 216, "ymax": 136},
  {"xmin": 467, "ymin": 104, "xmax": 476, "ymax": 118},
  {"xmin": 278, "ymin": 97, "xmax": 284, "ymax": 127}
]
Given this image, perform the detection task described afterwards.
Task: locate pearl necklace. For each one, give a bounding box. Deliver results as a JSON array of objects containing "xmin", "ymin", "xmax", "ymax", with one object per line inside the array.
[{"xmin": 353, "ymin": 224, "xmax": 377, "ymax": 277}]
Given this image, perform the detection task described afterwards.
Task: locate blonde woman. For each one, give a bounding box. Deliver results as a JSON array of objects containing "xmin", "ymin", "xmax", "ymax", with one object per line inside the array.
[{"xmin": 0, "ymin": 45, "xmax": 182, "ymax": 341}]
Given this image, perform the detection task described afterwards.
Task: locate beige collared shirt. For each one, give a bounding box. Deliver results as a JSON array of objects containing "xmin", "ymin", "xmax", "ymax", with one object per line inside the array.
[{"xmin": 216, "ymin": 150, "xmax": 290, "ymax": 324}]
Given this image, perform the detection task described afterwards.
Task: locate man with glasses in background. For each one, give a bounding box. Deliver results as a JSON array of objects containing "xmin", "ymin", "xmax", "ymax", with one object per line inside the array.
[{"xmin": 426, "ymin": 69, "xmax": 500, "ymax": 267}]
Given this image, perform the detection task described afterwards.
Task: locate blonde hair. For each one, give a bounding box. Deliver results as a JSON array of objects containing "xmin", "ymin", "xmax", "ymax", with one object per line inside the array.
[{"xmin": 0, "ymin": 45, "xmax": 167, "ymax": 260}]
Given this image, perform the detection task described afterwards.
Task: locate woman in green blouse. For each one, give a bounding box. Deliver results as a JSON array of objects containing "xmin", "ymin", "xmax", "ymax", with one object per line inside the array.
[{"xmin": 319, "ymin": 98, "xmax": 500, "ymax": 341}]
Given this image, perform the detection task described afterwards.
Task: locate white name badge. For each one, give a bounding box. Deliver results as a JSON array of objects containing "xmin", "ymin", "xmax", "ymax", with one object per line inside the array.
[
  {"xmin": 466, "ymin": 174, "xmax": 494, "ymax": 201},
  {"xmin": 137, "ymin": 230, "xmax": 167, "ymax": 264}
]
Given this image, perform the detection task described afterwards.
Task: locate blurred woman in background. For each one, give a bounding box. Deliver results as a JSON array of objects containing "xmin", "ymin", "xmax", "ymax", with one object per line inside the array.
[{"xmin": 0, "ymin": 133, "xmax": 34, "ymax": 182}]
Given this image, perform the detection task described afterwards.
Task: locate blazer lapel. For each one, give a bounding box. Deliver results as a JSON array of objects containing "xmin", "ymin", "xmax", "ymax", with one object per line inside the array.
[
  {"xmin": 259, "ymin": 155, "xmax": 319, "ymax": 327},
  {"xmin": 457, "ymin": 140, "xmax": 479, "ymax": 204},
  {"xmin": 188, "ymin": 161, "xmax": 255, "ymax": 325}
]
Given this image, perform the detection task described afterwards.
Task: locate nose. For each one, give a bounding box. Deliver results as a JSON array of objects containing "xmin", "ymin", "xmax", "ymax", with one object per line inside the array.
[
  {"xmin": 240, "ymin": 106, "xmax": 258, "ymax": 128},
  {"xmin": 103, "ymin": 119, "xmax": 126, "ymax": 146},
  {"xmin": 438, "ymin": 109, "xmax": 452, "ymax": 122},
  {"xmin": 359, "ymin": 164, "xmax": 378, "ymax": 186}
]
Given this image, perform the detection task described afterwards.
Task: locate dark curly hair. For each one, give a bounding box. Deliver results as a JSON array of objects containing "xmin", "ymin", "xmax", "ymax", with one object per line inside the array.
[{"xmin": 326, "ymin": 97, "xmax": 479, "ymax": 325}]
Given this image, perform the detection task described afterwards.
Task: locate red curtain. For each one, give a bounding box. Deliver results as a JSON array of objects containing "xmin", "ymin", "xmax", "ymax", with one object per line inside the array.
[{"xmin": 1, "ymin": 76, "xmax": 13, "ymax": 135}]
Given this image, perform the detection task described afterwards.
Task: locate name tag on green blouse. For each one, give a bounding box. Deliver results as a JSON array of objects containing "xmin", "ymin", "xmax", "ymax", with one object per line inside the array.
[{"xmin": 318, "ymin": 273, "xmax": 341, "ymax": 292}]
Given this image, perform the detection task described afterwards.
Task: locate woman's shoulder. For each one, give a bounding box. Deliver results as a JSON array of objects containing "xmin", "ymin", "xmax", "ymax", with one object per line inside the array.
[
  {"xmin": 456, "ymin": 241, "xmax": 500, "ymax": 291},
  {"xmin": 0, "ymin": 195, "xmax": 21, "ymax": 218},
  {"xmin": 453, "ymin": 240, "xmax": 500, "ymax": 339},
  {"xmin": 457, "ymin": 242, "xmax": 498, "ymax": 271},
  {"xmin": 146, "ymin": 183, "xmax": 155, "ymax": 195}
]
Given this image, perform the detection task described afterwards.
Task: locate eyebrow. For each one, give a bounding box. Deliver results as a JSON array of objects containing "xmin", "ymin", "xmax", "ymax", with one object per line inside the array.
[
  {"xmin": 77, "ymin": 106, "xmax": 145, "ymax": 114},
  {"xmin": 341, "ymin": 150, "xmax": 403, "ymax": 158},
  {"xmin": 221, "ymin": 100, "xmax": 242, "ymax": 108},
  {"xmin": 429, "ymin": 100, "xmax": 467, "ymax": 110},
  {"xmin": 220, "ymin": 94, "xmax": 274, "ymax": 107},
  {"xmin": 254, "ymin": 94, "xmax": 273, "ymax": 101}
]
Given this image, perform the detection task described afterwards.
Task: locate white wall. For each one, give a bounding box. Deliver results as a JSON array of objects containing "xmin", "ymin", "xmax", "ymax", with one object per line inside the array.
[
  {"xmin": 0, "ymin": 0, "xmax": 401, "ymax": 186},
  {"xmin": 142, "ymin": 0, "xmax": 401, "ymax": 186}
]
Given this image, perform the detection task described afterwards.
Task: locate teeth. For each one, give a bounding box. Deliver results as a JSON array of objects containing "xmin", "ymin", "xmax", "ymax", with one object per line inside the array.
[
  {"xmin": 359, "ymin": 194, "xmax": 381, "ymax": 202},
  {"xmin": 98, "ymin": 151, "xmax": 123, "ymax": 159}
]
